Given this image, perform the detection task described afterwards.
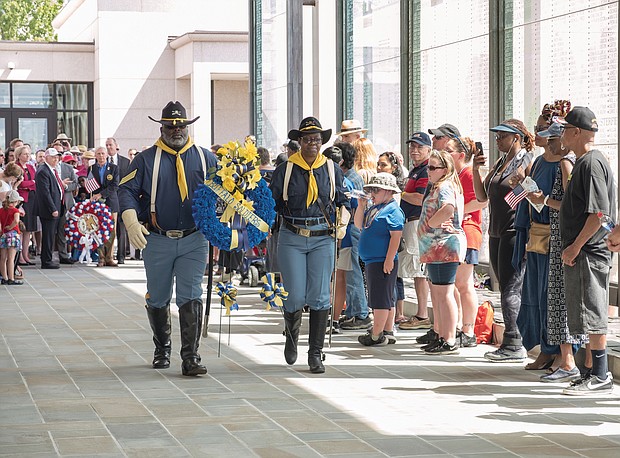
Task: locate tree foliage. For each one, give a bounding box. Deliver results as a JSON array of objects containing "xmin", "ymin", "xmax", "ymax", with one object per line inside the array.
[{"xmin": 0, "ymin": 0, "xmax": 65, "ymax": 41}]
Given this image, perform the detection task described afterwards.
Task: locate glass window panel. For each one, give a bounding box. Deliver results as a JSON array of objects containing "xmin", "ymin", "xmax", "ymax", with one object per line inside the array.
[
  {"xmin": 18, "ymin": 118, "xmax": 48, "ymax": 153},
  {"xmin": 259, "ymin": 0, "xmax": 287, "ymax": 150},
  {"xmin": 0, "ymin": 117, "xmax": 6, "ymax": 150},
  {"xmin": 12, "ymin": 83, "xmax": 53, "ymax": 108},
  {"xmin": 56, "ymin": 83, "xmax": 88, "ymax": 110},
  {"xmin": 417, "ymin": 1, "xmax": 490, "ymax": 263},
  {"xmin": 351, "ymin": 57, "xmax": 401, "ymax": 153},
  {"xmin": 0, "ymin": 83, "xmax": 9, "ymax": 108},
  {"xmin": 507, "ymin": 1, "xmax": 618, "ymax": 281},
  {"xmin": 348, "ymin": 0, "xmax": 400, "ymax": 152},
  {"xmin": 57, "ymin": 112, "xmax": 88, "ymax": 147},
  {"xmin": 419, "ymin": 0, "xmax": 490, "ymax": 48},
  {"xmin": 510, "ymin": 0, "xmax": 613, "ymax": 27},
  {"xmin": 351, "ymin": 0, "xmax": 400, "ymax": 60}
]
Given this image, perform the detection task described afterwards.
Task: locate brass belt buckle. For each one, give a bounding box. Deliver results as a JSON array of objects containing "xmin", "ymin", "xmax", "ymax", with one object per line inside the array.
[
  {"xmin": 298, "ymin": 227, "xmax": 311, "ymax": 237},
  {"xmin": 166, "ymin": 230, "xmax": 184, "ymax": 239}
]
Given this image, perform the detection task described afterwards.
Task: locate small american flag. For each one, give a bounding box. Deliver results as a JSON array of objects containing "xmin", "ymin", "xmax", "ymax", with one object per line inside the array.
[
  {"xmin": 504, "ymin": 183, "xmax": 528, "ymax": 209},
  {"xmin": 84, "ymin": 172, "xmax": 100, "ymax": 194}
]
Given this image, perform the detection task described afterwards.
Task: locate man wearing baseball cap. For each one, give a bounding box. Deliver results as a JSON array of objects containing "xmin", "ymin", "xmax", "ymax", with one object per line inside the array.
[
  {"xmin": 428, "ymin": 123, "xmax": 461, "ymax": 150},
  {"xmin": 559, "ymin": 106, "xmax": 615, "ymax": 395},
  {"xmin": 398, "ymin": 132, "xmax": 432, "ymax": 331}
]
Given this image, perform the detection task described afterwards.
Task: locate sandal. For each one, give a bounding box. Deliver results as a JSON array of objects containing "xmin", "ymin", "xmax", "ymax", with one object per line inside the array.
[
  {"xmin": 524, "ymin": 353, "xmax": 555, "ymax": 370},
  {"xmin": 395, "ymin": 315, "xmax": 409, "ymax": 324}
]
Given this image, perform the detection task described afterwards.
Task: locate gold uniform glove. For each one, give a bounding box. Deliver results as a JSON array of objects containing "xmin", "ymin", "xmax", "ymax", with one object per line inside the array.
[
  {"xmin": 336, "ymin": 206, "xmax": 351, "ymax": 240},
  {"xmin": 122, "ymin": 209, "xmax": 149, "ymax": 249}
]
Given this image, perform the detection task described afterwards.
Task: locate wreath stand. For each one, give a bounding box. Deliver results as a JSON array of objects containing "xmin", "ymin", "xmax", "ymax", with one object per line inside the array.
[{"xmin": 192, "ymin": 140, "xmax": 277, "ymax": 356}]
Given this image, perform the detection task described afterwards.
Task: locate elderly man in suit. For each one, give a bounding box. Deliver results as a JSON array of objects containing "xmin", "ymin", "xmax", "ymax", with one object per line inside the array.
[
  {"xmin": 35, "ymin": 148, "xmax": 64, "ymax": 269},
  {"xmin": 55, "ymin": 151, "xmax": 79, "ymax": 264},
  {"xmin": 106, "ymin": 137, "xmax": 130, "ymax": 264},
  {"xmin": 89, "ymin": 146, "xmax": 119, "ymax": 267}
]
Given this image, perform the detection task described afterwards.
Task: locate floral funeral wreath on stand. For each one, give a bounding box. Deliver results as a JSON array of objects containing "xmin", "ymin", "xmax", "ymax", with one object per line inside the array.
[
  {"xmin": 65, "ymin": 201, "xmax": 114, "ymax": 264},
  {"xmin": 192, "ymin": 139, "xmax": 285, "ymax": 312}
]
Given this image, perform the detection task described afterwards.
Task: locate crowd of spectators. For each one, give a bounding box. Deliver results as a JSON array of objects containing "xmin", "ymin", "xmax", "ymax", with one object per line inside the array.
[
  {"xmin": 1, "ymin": 103, "xmax": 615, "ymax": 394},
  {"xmin": 0, "ymin": 135, "xmax": 140, "ymax": 278}
]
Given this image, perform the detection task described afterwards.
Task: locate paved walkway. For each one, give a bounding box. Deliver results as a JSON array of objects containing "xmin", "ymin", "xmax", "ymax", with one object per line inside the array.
[{"xmin": 1, "ymin": 261, "xmax": 620, "ymax": 457}]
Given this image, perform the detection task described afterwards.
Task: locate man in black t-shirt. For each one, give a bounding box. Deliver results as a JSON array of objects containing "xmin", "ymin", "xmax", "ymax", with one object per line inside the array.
[{"xmin": 559, "ymin": 106, "xmax": 615, "ymax": 396}]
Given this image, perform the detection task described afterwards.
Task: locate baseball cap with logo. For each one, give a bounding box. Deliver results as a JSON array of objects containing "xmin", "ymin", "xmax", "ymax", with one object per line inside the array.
[
  {"xmin": 406, "ymin": 131, "xmax": 432, "ymax": 147},
  {"xmin": 563, "ymin": 106, "xmax": 599, "ymax": 132}
]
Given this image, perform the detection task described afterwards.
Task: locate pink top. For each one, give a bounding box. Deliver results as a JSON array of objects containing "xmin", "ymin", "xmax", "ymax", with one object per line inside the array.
[{"xmin": 17, "ymin": 162, "xmax": 36, "ymax": 202}]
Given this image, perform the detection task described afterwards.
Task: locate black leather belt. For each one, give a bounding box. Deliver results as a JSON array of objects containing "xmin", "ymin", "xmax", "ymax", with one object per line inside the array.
[
  {"xmin": 406, "ymin": 216, "xmax": 419, "ymax": 223},
  {"xmin": 283, "ymin": 216, "xmax": 327, "ymax": 226},
  {"xmin": 283, "ymin": 220, "xmax": 333, "ymax": 237},
  {"xmin": 150, "ymin": 227, "xmax": 198, "ymax": 239}
]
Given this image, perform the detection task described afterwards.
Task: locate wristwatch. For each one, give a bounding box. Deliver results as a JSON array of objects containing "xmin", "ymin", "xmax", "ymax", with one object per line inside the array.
[{"xmin": 543, "ymin": 195, "xmax": 550, "ymax": 206}]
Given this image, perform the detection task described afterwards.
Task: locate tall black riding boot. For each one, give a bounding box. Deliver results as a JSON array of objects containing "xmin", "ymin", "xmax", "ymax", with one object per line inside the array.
[
  {"xmin": 283, "ymin": 310, "xmax": 303, "ymax": 365},
  {"xmin": 145, "ymin": 305, "xmax": 171, "ymax": 369},
  {"xmin": 308, "ymin": 309, "xmax": 329, "ymax": 374},
  {"xmin": 178, "ymin": 299, "xmax": 208, "ymax": 376}
]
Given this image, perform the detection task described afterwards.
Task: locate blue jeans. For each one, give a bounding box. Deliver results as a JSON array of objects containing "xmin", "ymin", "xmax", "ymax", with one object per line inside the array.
[
  {"xmin": 277, "ymin": 224, "xmax": 335, "ymax": 312},
  {"xmin": 142, "ymin": 231, "xmax": 208, "ymax": 308},
  {"xmin": 345, "ymin": 225, "xmax": 368, "ymax": 319}
]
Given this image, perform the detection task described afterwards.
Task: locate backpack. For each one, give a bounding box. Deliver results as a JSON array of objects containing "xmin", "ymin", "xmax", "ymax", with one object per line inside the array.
[{"xmin": 474, "ymin": 300, "xmax": 494, "ymax": 344}]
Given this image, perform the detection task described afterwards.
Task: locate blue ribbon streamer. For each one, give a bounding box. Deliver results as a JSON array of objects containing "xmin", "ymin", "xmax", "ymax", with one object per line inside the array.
[
  {"xmin": 260, "ymin": 273, "xmax": 288, "ymax": 311},
  {"xmin": 216, "ymin": 281, "xmax": 238, "ymax": 315}
]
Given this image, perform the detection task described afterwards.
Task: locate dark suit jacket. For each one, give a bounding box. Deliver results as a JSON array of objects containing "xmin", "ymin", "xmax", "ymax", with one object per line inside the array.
[
  {"xmin": 35, "ymin": 164, "xmax": 63, "ymax": 219},
  {"xmin": 90, "ymin": 162, "xmax": 120, "ymax": 213},
  {"xmin": 114, "ymin": 155, "xmax": 131, "ymax": 181}
]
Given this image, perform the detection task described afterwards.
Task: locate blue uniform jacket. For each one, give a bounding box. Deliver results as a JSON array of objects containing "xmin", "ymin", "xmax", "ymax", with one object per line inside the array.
[
  {"xmin": 118, "ymin": 143, "xmax": 217, "ymax": 231},
  {"xmin": 270, "ymin": 158, "xmax": 350, "ymax": 219},
  {"xmin": 89, "ymin": 162, "xmax": 119, "ymax": 213}
]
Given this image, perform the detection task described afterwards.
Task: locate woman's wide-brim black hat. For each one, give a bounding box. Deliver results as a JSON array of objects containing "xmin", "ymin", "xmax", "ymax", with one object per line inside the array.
[
  {"xmin": 288, "ymin": 117, "xmax": 332, "ymax": 144},
  {"xmin": 148, "ymin": 101, "xmax": 200, "ymax": 127}
]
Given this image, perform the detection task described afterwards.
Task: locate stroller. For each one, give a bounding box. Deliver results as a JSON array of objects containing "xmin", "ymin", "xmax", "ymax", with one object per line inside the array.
[{"xmin": 239, "ymin": 240, "xmax": 268, "ymax": 287}]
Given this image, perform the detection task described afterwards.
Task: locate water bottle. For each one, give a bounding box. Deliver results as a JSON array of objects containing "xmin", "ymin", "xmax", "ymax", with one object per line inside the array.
[
  {"xmin": 347, "ymin": 189, "xmax": 371, "ymax": 200},
  {"xmin": 597, "ymin": 211, "xmax": 615, "ymax": 232}
]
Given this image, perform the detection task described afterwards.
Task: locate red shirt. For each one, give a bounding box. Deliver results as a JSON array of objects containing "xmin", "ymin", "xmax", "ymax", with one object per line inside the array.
[
  {"xmin": 0, "ymin": 206, "xmax": 20, "ymax": 234},
  {"xmin": 458, "ymin": 166, "xmax": 482, "ymax": 250}
]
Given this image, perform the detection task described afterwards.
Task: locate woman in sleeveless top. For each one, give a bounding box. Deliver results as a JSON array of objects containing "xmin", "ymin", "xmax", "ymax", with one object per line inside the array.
[{"xmin": 472, "ymin": 119, "xmax": 535, "ymax": 363}]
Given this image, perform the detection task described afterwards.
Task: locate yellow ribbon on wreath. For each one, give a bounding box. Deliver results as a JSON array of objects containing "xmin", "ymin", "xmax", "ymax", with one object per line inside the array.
[{"xmin": 204, "ymin": 178, "xmax": 269, "ymax": 250}]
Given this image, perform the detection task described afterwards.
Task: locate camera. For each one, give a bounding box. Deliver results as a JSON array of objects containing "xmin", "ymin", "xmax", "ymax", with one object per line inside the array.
[{"xmin": 62, "ymin": 141, "xmax": 70, "ymax": 147}]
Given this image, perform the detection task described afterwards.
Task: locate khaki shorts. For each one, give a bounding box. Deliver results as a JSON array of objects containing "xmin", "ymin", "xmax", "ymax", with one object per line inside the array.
[
  {"xmin": 398, "ymin": 220, "xmax": 425, "ymax": 278},
  {"xmin": 336, "ymin": 247, "xmax": 353, "ymax": 271}
]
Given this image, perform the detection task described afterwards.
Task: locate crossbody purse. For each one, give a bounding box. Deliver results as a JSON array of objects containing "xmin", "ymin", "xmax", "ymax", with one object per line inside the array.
[{"xmin": 525, "ymin": 160, "xmax": 550, "ymax": 254}]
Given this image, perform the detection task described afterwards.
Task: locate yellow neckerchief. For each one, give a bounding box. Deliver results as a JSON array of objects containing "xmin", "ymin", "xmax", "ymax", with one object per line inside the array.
[
  {"xmin": 287, "ymin": 152, "xmax": 327, "ymax": 208},
  {"xmin": 154, "ymin": 136, "xmax": 194, "ymax": 201}
]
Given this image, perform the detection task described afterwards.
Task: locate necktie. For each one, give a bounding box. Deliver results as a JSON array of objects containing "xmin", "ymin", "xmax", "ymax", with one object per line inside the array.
[{"xmin": 53, "ymin": 168, "xmax": 65, "ymax": 199}]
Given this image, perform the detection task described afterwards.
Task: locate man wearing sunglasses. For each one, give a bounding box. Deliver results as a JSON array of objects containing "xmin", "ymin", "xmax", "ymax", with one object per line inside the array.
[{"xmin": 119, "ymin": 101, "xmax": 217, "ymax": 377}]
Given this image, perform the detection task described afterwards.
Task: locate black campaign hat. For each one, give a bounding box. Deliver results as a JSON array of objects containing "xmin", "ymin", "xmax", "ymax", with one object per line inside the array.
[
  {"xmin": 564, "ymin": 106, "xmax": 599, "ymax": 132},
  {"xmin": 148, "ymin": 101, "xmax": 200, "ymax": 127},
  {"xmin": 288, "ymin": 117, "xmax": 332, "ymax": 144}
]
